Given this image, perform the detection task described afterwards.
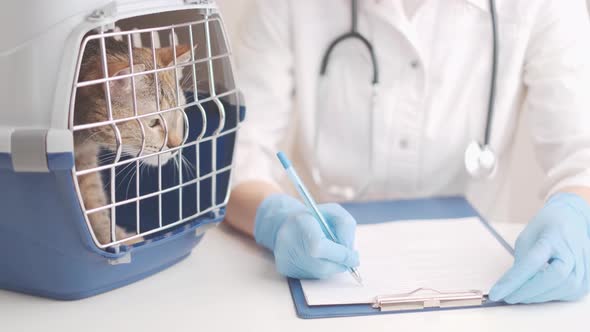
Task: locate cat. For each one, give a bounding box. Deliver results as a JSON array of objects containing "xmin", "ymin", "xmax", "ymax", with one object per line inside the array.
[{"xmin": 73, "ymin": 37, "xmax": 193, "ymax": 246}]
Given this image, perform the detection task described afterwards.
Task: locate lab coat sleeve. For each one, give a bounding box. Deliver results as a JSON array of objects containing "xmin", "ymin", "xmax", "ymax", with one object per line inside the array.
[
  {"xmin": 231, "ymin": 0, "xmax": 294, "ymax": 188},
  {"xmin": 523, "ymin": 0, "xmax": 590, "ymax": 199}
]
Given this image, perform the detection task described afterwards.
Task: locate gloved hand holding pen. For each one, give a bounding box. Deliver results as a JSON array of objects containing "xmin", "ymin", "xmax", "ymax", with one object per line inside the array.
[
  {"xmin": 490, "ymin": 193, "xmax": 590, "ymax": 304},
  {"xmin": 254, "ymin": 194, "xmax": 360, "ymax": 280}
]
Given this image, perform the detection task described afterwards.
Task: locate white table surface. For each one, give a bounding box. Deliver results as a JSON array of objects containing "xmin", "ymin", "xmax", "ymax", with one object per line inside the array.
[{"xmin": 0, "ymin": 222, "xmax": 588, "ymax": 332}]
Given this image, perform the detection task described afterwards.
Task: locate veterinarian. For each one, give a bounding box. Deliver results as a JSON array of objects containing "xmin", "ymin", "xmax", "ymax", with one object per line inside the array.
[{"xmin": 225, "ymin": 0, "xmax": 590, "ymax": 304}]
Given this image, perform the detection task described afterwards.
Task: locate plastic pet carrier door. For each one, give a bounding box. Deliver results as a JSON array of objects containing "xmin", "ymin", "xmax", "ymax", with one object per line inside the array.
[{"xmin": 0, "ymin": 0, "xmax": 245, "ymax": 300}]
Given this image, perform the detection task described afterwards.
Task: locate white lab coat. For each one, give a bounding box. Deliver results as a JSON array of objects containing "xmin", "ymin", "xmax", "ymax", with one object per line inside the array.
[{"xmin": 231, "ymin": 0, "xmax": 590, "ymax": 219}]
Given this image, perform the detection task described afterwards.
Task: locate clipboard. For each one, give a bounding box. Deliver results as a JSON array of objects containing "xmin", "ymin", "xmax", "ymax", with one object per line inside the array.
[{"xmin": 287, "ymin": 196, "xmax": 515, "ymax": 319}]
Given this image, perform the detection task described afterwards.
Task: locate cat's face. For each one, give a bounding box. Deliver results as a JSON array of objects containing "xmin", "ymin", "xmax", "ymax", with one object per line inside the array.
[{"xmin": 77, "ymin": 44, "xmax": 193, "ymax": 167}]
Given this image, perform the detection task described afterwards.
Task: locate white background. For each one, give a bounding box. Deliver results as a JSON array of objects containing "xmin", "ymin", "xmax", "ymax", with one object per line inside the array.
[{"xmin": 216, "ymin": 0, "xmax": 590, "ymax": 224}]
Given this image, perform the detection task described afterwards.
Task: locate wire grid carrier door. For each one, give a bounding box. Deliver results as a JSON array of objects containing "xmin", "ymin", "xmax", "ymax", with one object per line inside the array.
[{"xmin": 71, "ymin": 10, "xmax": 243, "ymax": 250}]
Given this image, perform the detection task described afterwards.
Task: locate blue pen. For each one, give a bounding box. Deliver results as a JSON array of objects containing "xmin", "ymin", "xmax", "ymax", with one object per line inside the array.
[{"xmin": 276, "ymin": 151, "xmax": 363, "ymax": 285}]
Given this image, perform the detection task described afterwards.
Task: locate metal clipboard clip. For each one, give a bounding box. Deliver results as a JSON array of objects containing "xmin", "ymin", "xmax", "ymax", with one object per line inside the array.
[{"xmin": 372, "ymin": 288, "xmax": 484, "ymax": 312}]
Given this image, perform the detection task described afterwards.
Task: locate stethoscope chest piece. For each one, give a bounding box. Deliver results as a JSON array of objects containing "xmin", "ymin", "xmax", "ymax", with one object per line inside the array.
[{"xmin": 464, "ymin": 141, "xmax": 497, "ymax": 179}]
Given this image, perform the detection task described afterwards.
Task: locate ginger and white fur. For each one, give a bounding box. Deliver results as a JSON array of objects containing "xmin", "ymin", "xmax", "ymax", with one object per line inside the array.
[{"xmin": 74, "ymin": 38, "xmax": 192, "ymax": 246}]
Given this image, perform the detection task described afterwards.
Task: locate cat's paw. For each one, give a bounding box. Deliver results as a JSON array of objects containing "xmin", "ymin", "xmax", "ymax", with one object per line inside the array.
[
  {"xmin": 121, "ymin": 235, "xmax": 144, "ymax": 246},
  {"xmin": 116, "ymin": 227, "xmax": 144, "ymax": 246}
]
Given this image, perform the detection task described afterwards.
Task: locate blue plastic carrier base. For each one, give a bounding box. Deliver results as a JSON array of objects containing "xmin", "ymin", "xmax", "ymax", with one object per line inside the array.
[
  {"xmin": 288, "ymin": 197, "xmax": 514, "ymax": 319},
  {"xmin": 0, "ymin": 93, "xmax": 245, "ymax": 300}
]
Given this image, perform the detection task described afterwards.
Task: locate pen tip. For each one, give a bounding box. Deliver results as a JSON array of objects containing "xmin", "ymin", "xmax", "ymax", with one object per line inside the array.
[{"xmin": 352, "ymin": 270, "xmax": 363, "ymax": 285}]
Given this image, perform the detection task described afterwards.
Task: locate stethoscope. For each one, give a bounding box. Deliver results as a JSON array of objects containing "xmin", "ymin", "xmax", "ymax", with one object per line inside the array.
[{"xmin": 313, "ymin": 0, "xmax": 500, "ymax": 198}]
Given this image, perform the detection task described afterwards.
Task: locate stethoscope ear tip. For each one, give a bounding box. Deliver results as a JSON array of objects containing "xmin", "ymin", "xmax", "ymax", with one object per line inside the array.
[{"xmin": 465, "ymin": 141, "xmax": 497, "ymax": 179}]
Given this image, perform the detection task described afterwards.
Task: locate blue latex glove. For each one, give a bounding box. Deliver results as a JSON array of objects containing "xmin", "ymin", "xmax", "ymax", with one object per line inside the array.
[
  {"xmin": 254, "ymin": 194, "xmax": 359, "ymax": 279},
  {"xmin": 489, "ymin": 193, "xmax": 590, "ymax": 304}
]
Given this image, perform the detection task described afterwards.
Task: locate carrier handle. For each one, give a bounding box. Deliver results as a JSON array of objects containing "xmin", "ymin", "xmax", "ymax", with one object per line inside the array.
[{"xmin": 0, "ymin": 128, "xmax": 74, "ymax": 172}]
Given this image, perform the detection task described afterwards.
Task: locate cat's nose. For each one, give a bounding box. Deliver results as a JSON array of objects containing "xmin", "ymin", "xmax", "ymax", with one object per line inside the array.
[{"xmin": 167, "ymin": 134, "xmax": 182, "ymax": 148}]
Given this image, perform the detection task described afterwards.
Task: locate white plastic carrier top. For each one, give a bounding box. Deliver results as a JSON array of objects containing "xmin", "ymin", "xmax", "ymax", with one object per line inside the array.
[{"xmin": 0, "ymin": 0, "xmax": 232, "ymax": 170}]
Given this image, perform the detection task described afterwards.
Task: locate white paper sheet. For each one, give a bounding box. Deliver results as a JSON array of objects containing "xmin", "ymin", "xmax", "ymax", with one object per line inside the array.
[{"xmin": 300, "ymin": 217, "xmax": 514, "ymax": 306}]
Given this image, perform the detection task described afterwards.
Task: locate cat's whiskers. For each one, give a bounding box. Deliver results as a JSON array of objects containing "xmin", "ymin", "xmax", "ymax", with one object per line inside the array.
[
  {"xmin": 97, "ymin": 151, "xmax": 118, "ymax": 159},
  {"xmin": 181, "ymin": 154, "xmax": 197, "ymax": 180},
  {"xmin": 181, "ymin": 154, "xmax": 193, "ymax": 174},
  {"xmin": 179, "ymin": 71, "xmax": 193, "ymax": 91},
  {"xmin": 113, "ymin": 159, "xmax": 138, "ymax": 194},
  {"xmin": 97, "ymin": 156, "xmax": 115, "ymax": 164},
  {"xmin": 97, "ymin": 151, "xmax": 118, "ymax": 157},
  {"xmin": 112, "ymin": 144, "xmax": 146, "ymax": 194},
  {"xmin": 124, "ymin": 159, "xmax": 146, "ymax": 199},
  {"xmin": 77, "ymin": 131, "xmax": 104, "ymax": 146},
  {"xmin": 172, "ymin": 152, "xmax": 180, "ymax": 183},
  {"xmin": 95, "ymin": 152, "xmax": 120, "ymax": 168},
  {"xmin": 96, "ymin": 146, "xmax": 136, "ymax": 191},
  {"xmin": 174, "ymin": 151, "xmax": 189, "ymax": 183}
]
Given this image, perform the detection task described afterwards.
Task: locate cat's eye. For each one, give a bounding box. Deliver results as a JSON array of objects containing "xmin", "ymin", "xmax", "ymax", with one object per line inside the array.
[{"xmin": 148, "ymin": 118, "xmax": 161, "ymax": 128}]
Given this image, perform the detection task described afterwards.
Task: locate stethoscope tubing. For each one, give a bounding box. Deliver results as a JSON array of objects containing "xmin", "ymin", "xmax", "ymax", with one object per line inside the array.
[
  {"xmin": 319, "ymin": 0, "xmax": 379, "ymax": 84},
  {"xmin": 485, "ymin": 0, "xmax": 499, "ymax": 146},
  {"xmin": 313, "ymin": 0, "xmax": 500, "ymax": 196}
]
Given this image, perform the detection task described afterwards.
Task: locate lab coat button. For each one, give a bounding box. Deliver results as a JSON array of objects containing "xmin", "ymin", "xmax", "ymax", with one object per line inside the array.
[
  {"xmin": 399, "ymin": 139, "xmax": 409, "ymax": 149},
  {"xmin": 410, "ymin": 60, "xmax": 420, "ymax": 69}
]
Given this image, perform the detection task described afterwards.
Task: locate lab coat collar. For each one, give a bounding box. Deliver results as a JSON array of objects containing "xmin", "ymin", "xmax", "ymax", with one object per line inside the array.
[
  {"xmin": 362, "ymin": 0, "xmax": 490, "ymax": 43},
  {"xmin": 368, "ymin": 0, "xmax": 490, "ymax": 13},
  {"xmin": 464, "ymin": 0, "xmax": 490, "ymax": 12},
  {"xmin": 363, "ymin": 0, "xmax": 408, "ymax": 32}
]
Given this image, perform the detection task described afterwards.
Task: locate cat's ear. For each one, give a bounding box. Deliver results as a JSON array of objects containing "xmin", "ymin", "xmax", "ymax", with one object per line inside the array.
[
  {"xmin": 133, "ymin": 64, "xmax": 146, "ymax": 73},
  {"xmin": 107, "ymin": 64, "xmax": 147, "ymax": 97},
  {"xmin": 174, "ymin": 44, "xmax": 197, "ymax": 66},
  {"xmin": 156, "ymin": 44, "xmax": 197, "ymax": 67},
  {"xmin": 108, "ymin": 67, "xmax": 132, "ymax": 98}
]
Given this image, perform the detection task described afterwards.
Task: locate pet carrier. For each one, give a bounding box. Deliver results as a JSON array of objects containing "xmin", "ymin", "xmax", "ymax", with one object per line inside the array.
[{"xmin": 0, "ymin": 0, "xmax": 245, "ymax": 299}]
